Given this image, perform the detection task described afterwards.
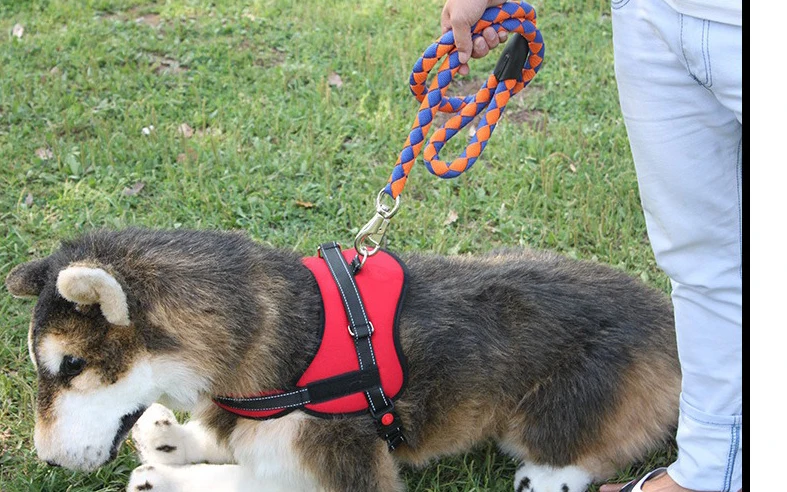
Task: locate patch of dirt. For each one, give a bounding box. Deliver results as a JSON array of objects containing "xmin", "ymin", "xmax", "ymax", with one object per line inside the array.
[
  {"xmin": 504, "ymin": 108, "xmax": 547, "ymax": 131},
  {"xmin": 149, "ymin": 54, "xmax": 189, "ymax": 75},
  {"xmin": 99, "ymin": 6, "xmax": 163, "ymax": 27},
  {"xmin": 253, "ymin": 47, "xmax": 287, "ymax": 68},
  {"xmin": 136, "ymin": 13, "xmax": 161, "ymax": 27},
  {"xmin": 99, "ymin": 11, "xmax": 121, "ymax": 21},
  {"xmin": 503, "ymin": 84, "xmax": 546, "ymax": 130},
  {"xmin": 447, "ymin": 77, "xmax": 486, "ymax": 95},
  {"xmin": 54, "ymin": 123, "xmax": 95, "ymax": 139}
]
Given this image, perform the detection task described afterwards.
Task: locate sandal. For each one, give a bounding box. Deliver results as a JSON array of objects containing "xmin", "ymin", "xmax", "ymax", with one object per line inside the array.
[{"xmin": 619, "ymin": 468, "xmax": 669, "ymax": 492}]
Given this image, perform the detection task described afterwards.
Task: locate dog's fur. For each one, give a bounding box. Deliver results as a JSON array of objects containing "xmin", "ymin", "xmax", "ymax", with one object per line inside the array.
[{"xmin": 6, "ymin": 228, "xmax": 680, "ymax": 492}]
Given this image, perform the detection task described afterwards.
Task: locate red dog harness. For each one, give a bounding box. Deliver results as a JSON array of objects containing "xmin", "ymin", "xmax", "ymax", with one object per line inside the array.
[{"xmin": 213, "ymin": 243, "xmax": 408, "ymax": 450}]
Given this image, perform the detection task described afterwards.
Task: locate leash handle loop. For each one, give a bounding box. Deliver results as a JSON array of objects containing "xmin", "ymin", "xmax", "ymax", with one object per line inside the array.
[{"xmin": 384, "ymin": 1, "xmax": 544, "ymax": 199}]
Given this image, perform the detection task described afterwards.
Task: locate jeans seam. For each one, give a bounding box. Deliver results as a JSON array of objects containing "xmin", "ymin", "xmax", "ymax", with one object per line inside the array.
[
  {"xmin": 722, "ymin": 423, "xmax": 739, "ymax": 491},
  {"xmin": 703, "ymin": 20, "xmax": 713, "ymax": 88},
  {"xmin": 737, "ymin": 137, "xmax": 742, "ymax": 279},
  {"xmin": 681, "ymin": 406, "xmax": 742, "ymax": 426},
  {"xmin": 680, "ymin": 15, "xmax": 689, "ymax": 69},
  {"xmin": 680, "ymin": 14, "xmax": 704, "ymax": 87},
  {"xmin": 683, "ymin": 414, "xmax": 735, "ymax": 426}
]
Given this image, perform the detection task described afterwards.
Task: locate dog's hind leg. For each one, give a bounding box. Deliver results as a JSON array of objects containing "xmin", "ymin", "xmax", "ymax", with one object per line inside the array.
[
  {"xmin": 132, "ymin": 403, "xmax": 235, "ymax": 466},
  {"xmin": 503, "ymin": 344, "xmax": 680, "ymax": 492},
  {"xmin": 513, "ymin": 462, "xmax": 593, "ymax": 492}
]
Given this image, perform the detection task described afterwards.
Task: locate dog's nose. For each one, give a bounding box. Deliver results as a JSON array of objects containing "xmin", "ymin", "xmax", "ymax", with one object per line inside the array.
[{"xmin": 45, "ymin": 460, "xmax": 61, "ymax": 467}]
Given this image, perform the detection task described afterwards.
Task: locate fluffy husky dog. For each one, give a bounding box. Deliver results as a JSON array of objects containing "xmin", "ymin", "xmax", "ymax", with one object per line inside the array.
[{"xmin": 6, "ymin": 228, "xmax": 679, "ymax": 492}]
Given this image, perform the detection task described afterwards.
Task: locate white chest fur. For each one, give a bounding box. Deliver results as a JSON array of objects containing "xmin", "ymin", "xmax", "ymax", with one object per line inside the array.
[{"xmin": 229, "ymin": 412, "xmax": 323, "ymax": 492}]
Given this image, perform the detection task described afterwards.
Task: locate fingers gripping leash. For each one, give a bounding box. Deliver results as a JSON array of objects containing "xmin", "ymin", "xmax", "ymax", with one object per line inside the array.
[{"xmin": 354, "ymin": 1, "xmax": 545, "ymax": 261}]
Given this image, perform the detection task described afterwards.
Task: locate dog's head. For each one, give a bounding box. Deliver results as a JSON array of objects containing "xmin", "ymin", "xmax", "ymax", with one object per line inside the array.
[
  {"xmin": 7, "ymin": 255, "xmax": 172, "ymax": 471},
  {"xmin": 7, "ymin": 229, "xmax": 288, "ymax": 471}
]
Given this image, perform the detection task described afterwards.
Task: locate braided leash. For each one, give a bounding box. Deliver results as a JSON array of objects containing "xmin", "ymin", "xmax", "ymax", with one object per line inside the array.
[{"xmin": 354, "ymin": 1, "xmax": 545, "ymax": 262}]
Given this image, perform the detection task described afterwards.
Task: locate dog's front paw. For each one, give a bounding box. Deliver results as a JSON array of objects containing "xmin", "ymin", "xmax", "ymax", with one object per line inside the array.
[
  {"xmin": 127, "ymin": 464, "xmax": 178, "ymax": 492},
  {"xmin": 132, "ymin": 403, "xmax": 188, "ymax": 465}
]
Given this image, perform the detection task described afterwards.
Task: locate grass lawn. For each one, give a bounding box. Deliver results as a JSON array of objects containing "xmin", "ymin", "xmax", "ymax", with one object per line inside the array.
[{"xmin": 1, "ymin": 0, "xmax": 676, "ymax": 490}]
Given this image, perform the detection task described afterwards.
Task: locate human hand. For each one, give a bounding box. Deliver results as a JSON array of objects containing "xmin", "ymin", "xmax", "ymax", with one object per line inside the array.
[{"xmin": 441, "ymin": 0, "xmax": 509, "ymax": 75}]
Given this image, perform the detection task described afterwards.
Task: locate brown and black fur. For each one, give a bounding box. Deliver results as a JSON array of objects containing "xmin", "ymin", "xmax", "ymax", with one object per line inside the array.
[{"xmin": 7, "ymin": 228, "xmax": 680, "ymax": 491}]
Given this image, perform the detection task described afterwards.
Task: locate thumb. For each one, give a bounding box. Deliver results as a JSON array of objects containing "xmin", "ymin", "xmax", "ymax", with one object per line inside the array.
[{"xmin": 441, "ymin": 3, "xmax": 452, "ymax": 33}]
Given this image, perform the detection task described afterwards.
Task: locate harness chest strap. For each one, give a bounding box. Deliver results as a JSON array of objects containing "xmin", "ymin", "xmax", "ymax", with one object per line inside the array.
[{"xmin": 213, "ymin": 243, "xmax": 408, "ymax": 451}]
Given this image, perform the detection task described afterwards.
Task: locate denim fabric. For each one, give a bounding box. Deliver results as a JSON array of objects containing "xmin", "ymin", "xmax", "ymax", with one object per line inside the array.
[{"xmin": 611, "ymin": 0, "xmax": 743, "ymax": 489}]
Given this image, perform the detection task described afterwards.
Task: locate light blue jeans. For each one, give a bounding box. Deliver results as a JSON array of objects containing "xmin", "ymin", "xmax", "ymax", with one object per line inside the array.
[{"xmin": 611, "ymin": 0, "xmax": 743, "ymax": 490}]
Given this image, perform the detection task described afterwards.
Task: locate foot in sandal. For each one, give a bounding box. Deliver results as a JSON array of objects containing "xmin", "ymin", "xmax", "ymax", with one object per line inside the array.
[{"xmin": 599, "ymin": 468, "xmax": 741, "ymax": 492}]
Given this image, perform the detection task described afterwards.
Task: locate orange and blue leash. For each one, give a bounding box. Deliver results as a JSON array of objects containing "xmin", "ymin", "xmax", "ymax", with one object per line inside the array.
[
  {"xmin": 385, "ymin": 0, "xmax": 545, "ymax": 199},
  {"xmin": 355, "ymin": 1, "xmax": 544, "ymax": 261}
]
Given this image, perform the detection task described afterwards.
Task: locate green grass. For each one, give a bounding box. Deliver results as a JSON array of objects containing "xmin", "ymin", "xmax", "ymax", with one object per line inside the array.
[{"xmin": 1, "ymin": 0, "xmax": 674, "ymax": 490}]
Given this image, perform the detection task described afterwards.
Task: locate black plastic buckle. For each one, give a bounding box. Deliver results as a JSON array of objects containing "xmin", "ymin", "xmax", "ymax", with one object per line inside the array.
[
  {"xmin": 492, "ymin": 32, "xmax": 530, "ymax": 82},
  {"xmin": 350, "ymin": 255, "xmax": 364, "ymax": 275},
  {"xmin": 371, "ymin": 404, "xmax": 406, "ymax": 451}
]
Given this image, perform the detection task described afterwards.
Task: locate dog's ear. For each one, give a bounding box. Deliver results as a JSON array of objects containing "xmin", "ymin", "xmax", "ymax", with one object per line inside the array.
[
  {"xmin": 56, "ymin": 266, "xmax": 130, "ymax": 326},
  {"xmin": 6, "ymin": 258, "xmax": 50, "ymax": 298}
]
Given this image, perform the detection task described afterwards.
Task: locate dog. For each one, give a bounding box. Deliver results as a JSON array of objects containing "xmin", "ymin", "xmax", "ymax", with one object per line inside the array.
[{"xmin": 6, "ymin": 227, "xmax": 679, "ymax": 492}]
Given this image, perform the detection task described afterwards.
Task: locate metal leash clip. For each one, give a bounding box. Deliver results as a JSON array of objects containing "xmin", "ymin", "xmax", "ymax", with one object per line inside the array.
[{"xmin": 354, "ymin": 189, "xmax": 401, "ymax": 267}]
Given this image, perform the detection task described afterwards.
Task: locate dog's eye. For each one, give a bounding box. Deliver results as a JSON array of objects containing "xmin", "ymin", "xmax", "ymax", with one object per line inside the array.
[{"xmin": 60, "ymin": 356, "xmax": 86, "ymax": 377}]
